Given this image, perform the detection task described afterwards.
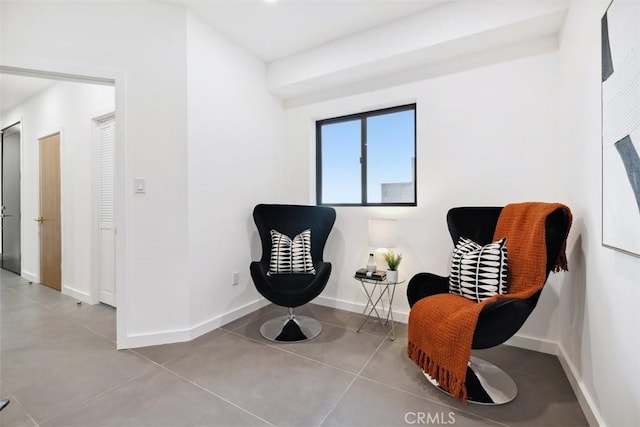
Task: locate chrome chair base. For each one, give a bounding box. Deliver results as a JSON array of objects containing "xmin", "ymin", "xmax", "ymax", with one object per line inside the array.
[
  {"xmin": 260, "ymin": 313, "xmax": 322, "ymax": 342},
  {"xmin": 423, "ymin": 356, "xmax": 517, "ymax": 405}
]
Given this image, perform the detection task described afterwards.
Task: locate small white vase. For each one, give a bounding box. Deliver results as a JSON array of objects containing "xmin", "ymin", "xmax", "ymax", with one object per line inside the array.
[
  {"xmin": 387, "ymin": 270, "xmax": 398, "ymax": 283},
  {"xmin": 367, "ymin": 253, "xmax": 377, "ymax": 272}
]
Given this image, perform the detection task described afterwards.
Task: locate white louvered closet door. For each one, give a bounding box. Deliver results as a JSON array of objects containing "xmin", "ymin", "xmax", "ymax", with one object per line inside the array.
[{"xmin": 98, "ymin": 119, "xmax": 116, "ymax": 306}]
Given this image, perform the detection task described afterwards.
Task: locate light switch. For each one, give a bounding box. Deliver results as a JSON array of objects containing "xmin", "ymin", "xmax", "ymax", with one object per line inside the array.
[{"xmin": 134, "ymin": 177, "xmax": 146, "ymax": 194}]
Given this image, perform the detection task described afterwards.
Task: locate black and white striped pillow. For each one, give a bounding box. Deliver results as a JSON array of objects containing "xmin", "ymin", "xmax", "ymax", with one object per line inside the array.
[
  {"xmin": 449, "ymin": 237, "xmax": 508, "ymax": 302},
  {"xmin": 269, "ymin": 229, "xmax": 315, "ymax": 275},
  {"xmin": 449, "ymin": 237, "xmax": 482, "ymax": 295}
]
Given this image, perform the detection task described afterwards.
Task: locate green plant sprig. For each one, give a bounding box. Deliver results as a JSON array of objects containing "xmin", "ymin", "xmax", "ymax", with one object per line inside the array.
[{"xmin": 383, "ymin": 251, "xmax": 403, "ymax": 271}]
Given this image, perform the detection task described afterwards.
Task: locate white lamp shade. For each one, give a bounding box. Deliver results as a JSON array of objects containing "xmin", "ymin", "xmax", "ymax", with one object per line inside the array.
[{"xmin": 368, "ymin": 218, "xmax": 397, "ymax": 248}]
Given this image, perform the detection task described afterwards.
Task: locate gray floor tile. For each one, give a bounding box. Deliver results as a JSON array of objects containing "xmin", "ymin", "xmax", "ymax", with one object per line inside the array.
[
  {"xmin": 443, "ymin": 371, "xmax": 588, "ymax": 426},
  {"xmin": 1, "ymin": 307, "xmax": 80, "ymax": 351},
  {"xmin": 220, "ymin": 304, "xmax": 385, "ymax": 373},
  {"xmin": 2, "ymin": 328, "xmax": 155, "ymax": 423},
  {"xmin": 167, "ymin": 332, "xmax": 355, "ymax": 427},
  {"xmin": 220, "ymin": 304, "xmax": 278, "ymax": 332},
  {"xmin": 1, "ymin": 299, "xmax": 58, "ymax": 326},
  {"xmin": 274, "ymin": 322, "xmax": 386, "ymax": 373},
  {"xmin": 0, "ymin": 273, "xmax": 31, "ymax": 288},
  {"xmin": 0, "ymin": 394, "xmax": 37, "ymax": 427},
  {"xmin": 366, "ymin": 340, "xmax": 585, "ymax": 426},
  {"xmin": 41, "ymin": 367, "xmax": 269, "ymax": 427},
  {"xmin": 392, "ymin": 321, "xmax": 409, "ymax": 339},
  {"xmin": 8, "ymin": 283, "xmax": 72, "ymax": 307},
  {"xmin": 133, "ymin": 328, "xmax": 227, "ymax": 365},
  {"xmin": 299, "ymin": 303, "xmax": 393, "ymax": 336},
  {"xmin": 360, "ymin": 335, "xmax": 438, "ymax": 399},
  {"xmin": 0, "ymin": 269, "xmax": 589, "ymax": 427},
  {"xmin": 213, "ymin": 309, "xmax": 270, "ymax": 342},
  {"xmin": 473, "ymin": 345, "xmax": 567, "ymax": 381},
  {"xmin": 49, "ymin": 300, "xmax": 117, "ymax": 342},
  {"xmin": 0, "ymin": 289, "xmax": 36, "ymax": 311},
  {"xmin": 321, "ymin": 377, "xmax": 503, "ymax": 427},
  {"xmin": 363, "ymin": 338, "xmax": 587, "ymax": 426}
]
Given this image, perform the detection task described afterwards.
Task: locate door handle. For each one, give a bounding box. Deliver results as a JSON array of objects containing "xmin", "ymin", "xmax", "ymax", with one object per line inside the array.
[
  {"xmin": 34, "ymin": 216, "xmax": 43, "ymax": 224},
  {"xmin": 0, "ymin": 214, "xmax": 11, "ymax": 218}
]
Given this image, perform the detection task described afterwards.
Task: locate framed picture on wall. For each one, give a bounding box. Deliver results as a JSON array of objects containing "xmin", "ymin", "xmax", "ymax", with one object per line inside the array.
[{"xmin": 601, "ymin": 0, "xmax": 640, "ymax": 257}]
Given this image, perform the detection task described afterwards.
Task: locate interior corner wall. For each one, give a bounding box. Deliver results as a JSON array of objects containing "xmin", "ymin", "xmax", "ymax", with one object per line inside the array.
[
  {"xmin": 0, "ymin": 81, "xmax": 115, "ymax": 301},
  {"xmin": 557, "ymin": 1, "xmax": 640, "ymax": 426},
  {"xmin": 1, "ymin": 1, "xmax": 190, "ymax": 347},
  {"xmin": 283, "ymin": 51, "xmax": 569, "ymax": 341},
  {"xmin": 186, "ymin": 12, "xmax": 284, "ymax": 332}
]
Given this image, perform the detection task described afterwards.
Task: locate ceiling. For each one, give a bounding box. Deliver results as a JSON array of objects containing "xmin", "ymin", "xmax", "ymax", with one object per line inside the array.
[
  {"xmin": 0, "ymin": 74, "xmax": 56, "ymax": 116},
  {"xmin": 1, "ymin": 0, "xmax": 449, "ymax": 114},
  {"xmin": 1, "ymin": 0, "xmax": 564, "ymax": 112},
  {"xmin": 179, "ymin": 0, "xmax": 450, "ymax": 62}
]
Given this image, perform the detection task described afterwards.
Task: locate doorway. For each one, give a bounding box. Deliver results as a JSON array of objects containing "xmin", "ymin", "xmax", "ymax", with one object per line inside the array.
[
  {"xmin": 1, "ymin": 67, "xmax": 120, "ymax": 346},
  {"xmin": 38, "ymin": 133, "xmax": 62, "ymax": 291},
  {"xmin": 1, "ymin": 122, "xmax": 22, "ymax": 274}
]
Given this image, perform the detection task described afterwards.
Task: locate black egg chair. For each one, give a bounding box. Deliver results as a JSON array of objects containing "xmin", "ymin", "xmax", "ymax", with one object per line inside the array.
[
  {"xmin": 407, "ymin": 205, "xmax": 571, "ymax": 405},
  {"xmin": 250, "ymin": 204, "xmax": 336, "ymax": 342}
]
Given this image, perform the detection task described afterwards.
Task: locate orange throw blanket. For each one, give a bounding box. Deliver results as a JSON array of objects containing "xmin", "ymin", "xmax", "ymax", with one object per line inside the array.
[{"xmin": 407, "ymin": 202, "xmax": 572, "ymax": 402}]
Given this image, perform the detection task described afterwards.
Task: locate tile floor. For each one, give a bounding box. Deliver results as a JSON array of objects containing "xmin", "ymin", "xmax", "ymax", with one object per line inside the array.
[{"xmin": 0, "ymin": 269, "xmax": 588, "ymax": 426}]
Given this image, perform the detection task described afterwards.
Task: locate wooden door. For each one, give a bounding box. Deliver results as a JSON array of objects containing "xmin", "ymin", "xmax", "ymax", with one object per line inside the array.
[{"xmin": 39, "ymin": 134, "xmax": 61, "ymax": 290}]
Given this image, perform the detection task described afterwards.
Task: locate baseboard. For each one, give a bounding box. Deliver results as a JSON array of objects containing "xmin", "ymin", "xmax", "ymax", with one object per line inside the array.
[
  {"xmin": 189, "ymin": 298, "xmax": 271, "ymax": 339},
  {"xmin": 557, "ymin": 344, "xmax": 605, "ymax": 427},
  {"xmin": 504, "ymin": 333, "xmax": 558, "ymax": 355},
  {"xmin": 120, "ymin": 298, "xmax": 270, "ymax": 349},
  {"xmin": 314, "ymin": 295, "xmax": 409, "ymax": 323},
  {"xmin": 21, "ymin": 270, "xmax": 38, "ymax": 283},
  {"xmin": 120, "ymin": 327, "xmax": 192, "ymax": 349},
  {"xmin": 62, "ymin": 285, "xmax": 92, "ymax": 304}
]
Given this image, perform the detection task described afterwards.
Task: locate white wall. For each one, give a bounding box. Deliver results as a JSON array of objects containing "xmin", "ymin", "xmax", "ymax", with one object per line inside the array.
[
  {"xmin": 0, "ymin": 81, "xmax": 115, "ymax": 301},
  {"xmin": 186, "ymin": 12, "xmax": 284, "ymax": 333},
  {"xmin": 283, "ymin": 52, "xmax": 569, "ymax": 338},
  {"xmin": 1, "ymin": 0, "xmax": 190, "ymax": 348},
  {"xmin": 557, "ymin": 1, "xmax": 640, "ymax": 425}
]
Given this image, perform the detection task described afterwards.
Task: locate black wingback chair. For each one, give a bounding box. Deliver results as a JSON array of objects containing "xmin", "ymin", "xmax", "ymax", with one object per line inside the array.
[
  {"xmin": 407, "ymin": 206, "xmax": 571, "ymax": 404},
  {"xmin": 250, "ymin": 204, "xmax": 336, "ymax": 342}
]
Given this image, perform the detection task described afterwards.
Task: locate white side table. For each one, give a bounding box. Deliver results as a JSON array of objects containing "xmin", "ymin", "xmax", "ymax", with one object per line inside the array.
[{"xmin": 354, "ymin": 275, "xmax": 405, "ymax": 340}]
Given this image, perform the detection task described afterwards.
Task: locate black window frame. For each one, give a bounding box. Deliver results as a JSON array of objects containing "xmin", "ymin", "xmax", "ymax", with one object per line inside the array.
[{"xmin": 315, "ymin": 103, "xmax": 417, "ymax": 207}]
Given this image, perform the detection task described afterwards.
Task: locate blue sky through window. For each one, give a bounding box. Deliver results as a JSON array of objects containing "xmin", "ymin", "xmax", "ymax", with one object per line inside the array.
[
  {"xmin": 321, "ymin": 120, "xmax": 361, "ymax": 203},
  {"xmin": 366, "ymin": 110, "xmax": 415, "ymax": 203},
  {"xmin": 318, "ymin": 105, "xmax": 415, "ymax": 205}
]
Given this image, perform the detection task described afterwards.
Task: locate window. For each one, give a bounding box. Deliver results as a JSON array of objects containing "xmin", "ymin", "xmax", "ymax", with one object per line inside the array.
[{"xmin": 316, "ymin": 104, "xmax": 416, "ymax": 206}]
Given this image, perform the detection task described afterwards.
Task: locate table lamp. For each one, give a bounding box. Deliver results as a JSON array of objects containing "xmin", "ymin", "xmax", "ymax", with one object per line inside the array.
[{"xmin": 368, "ymin": 218, "xmax": 397, "ymax": 271}]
